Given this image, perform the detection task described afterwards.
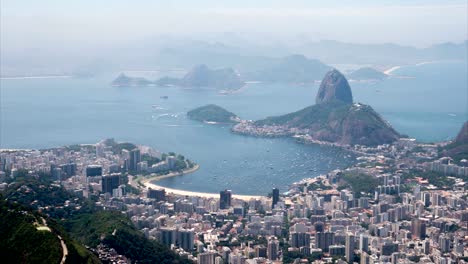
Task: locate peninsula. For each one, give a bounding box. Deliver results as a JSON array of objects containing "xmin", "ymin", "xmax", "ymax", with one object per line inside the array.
[{"xmin": 232, "ymin": 69, "xmax": 400, "ymax": 146}]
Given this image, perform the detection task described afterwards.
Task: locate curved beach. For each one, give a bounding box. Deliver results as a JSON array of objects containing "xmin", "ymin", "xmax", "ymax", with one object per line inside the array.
[{"xmin": 139, "ymin": 164, "xmax": 265, "ymax": 201}]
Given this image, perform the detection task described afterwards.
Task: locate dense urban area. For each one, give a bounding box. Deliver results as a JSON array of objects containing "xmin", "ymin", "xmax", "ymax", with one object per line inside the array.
[{"xmin": 0, "ymin": 134, "xmax": 467, "ymax": 264}]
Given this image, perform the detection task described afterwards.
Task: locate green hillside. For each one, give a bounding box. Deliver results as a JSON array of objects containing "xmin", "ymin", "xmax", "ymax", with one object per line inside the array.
[
  {"xmin": 255, "ymin": 101, "xmax": 400, "ymax": 146},
  {"xmin": 188, "ymin": 104, "xmax": 239, "ymax": 123}
]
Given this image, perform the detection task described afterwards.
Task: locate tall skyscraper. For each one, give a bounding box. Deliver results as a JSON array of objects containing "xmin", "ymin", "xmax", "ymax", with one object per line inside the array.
[
  {"xmin": 411, "ymin": 218, "xmax": 426, "ymax": 239},
  {"xmin": 290, "ymin": 232, "xmax": 310, "ymax": 248},
  {"xmin": 272, "ymin": 187, "xmax": 280, "ymax": 209},
  {"xmin": 267, "ymin": 237, "xmax": 279, "ymax": 261},
  {"xmin": 359, "ymin": 234, "xmax": 369, "ymax": 252},
  {"xmin": 147, "ymin": 188, "xmax": 166, "ymax": 201},
  {"xmin": 160, "ymin": 227, "xmax": 177, "ymax": 247},
  {"xmin": 315, "ymin": 231, "xmax": 334, "ymax": 252},
  {"xmin": 102, "ymin": 173, "xmax": 121, "ymax": 194},
  {"xmin": 129, "ymin": 148, "xmax": 141, "ymax": 171},
  {"xmin": 345, "ymin": 233, "xmax": 355, "ymax": 263},
  {"xmin": 86, "ymin": 165, "xmax": 102, "ymax": 177},
  {"xmin": 198, "ymin": 251, "xmax": 217, "ymax": 264},
  {"xmin": 219, "ymin": 189, "xmax": 232, "ymax": 209},
  {"xmin": 178, "ymin": 229, "xmax": 194, "ymax": 252}
]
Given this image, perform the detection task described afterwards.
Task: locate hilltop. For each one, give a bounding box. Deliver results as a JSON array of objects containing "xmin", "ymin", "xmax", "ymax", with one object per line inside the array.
[
  {"xmin": 316, "ymin": 69, "xmax": 353, "ymax": 104},
  {"xmin": 187, "ymin": 104, "xmax": 240, "ymax": 124}
]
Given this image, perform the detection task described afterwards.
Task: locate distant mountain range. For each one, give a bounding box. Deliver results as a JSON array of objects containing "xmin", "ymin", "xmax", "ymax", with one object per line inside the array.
[
  {"xmin": 112, "ymin": 64, "xmax": 245, "ymax": 90},
  {"xmin": 112, "ymin": 54, "xmax": 333, "ymax": 88},
  {"xmin": 153, "ymin": 39, "xmax": 467, "ymax": 68},
  {"xmin": 244, "ymin": 54, "xmax": 330, "ymax": 83},
  {"xmin": 2, "ymin": 38, "xmax": 466, "ymax": 77},
  {"xmin": 348, "ymin": 67, "xmax": 388, "ymax": 81}
]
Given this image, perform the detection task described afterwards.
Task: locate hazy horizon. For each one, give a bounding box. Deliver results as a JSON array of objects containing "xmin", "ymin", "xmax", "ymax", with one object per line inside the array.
[{"xmin": 2, "ymin": 1, "xmax": 467, "ymax": 50}]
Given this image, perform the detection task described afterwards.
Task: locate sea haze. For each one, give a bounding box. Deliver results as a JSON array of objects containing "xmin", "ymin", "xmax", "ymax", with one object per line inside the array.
[{"xmin": 0, "ymin": 61, "xmax": 466, "ymax": 194}]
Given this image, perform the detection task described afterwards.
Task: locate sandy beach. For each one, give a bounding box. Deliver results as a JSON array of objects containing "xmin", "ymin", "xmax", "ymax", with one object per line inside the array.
[{"xmin": 138, "ymin": 164, "xmax": 265, "ymax": 201}]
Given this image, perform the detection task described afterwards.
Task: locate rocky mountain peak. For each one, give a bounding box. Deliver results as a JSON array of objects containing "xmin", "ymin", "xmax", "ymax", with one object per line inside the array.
[
  {"xmin": 455, "ymin": 121, "xmax": 468, "ymax": 144},
  {"xmin": 316, "ymin": 69, "xmax": 353, "ymax": 104}
]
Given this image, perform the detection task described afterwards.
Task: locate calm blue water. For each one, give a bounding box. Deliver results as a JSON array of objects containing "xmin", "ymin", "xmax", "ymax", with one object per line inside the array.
[{"xmin": 0, "ymin": 61, "xmax": 466, "ymax": 194}]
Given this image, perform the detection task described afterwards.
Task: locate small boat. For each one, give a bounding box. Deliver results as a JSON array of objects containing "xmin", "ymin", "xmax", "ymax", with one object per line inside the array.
[{"xmin": 160, "ymin": 95, "xmax": 169, "ymax": 99}]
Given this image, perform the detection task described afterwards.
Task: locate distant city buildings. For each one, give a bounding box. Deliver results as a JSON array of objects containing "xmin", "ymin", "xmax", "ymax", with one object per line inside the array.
[
  {"xmin": 1, "ymin": 139, "xmax": 467, "ymax": 263},
  {"xmin": 219, "ymin": 189, "xmax": 232, "ymax": 209}
]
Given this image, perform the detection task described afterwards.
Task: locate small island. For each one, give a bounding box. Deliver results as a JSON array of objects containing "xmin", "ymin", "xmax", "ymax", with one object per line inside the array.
[
  {"xmin": 111, "ymin": 73, "xmax": 153, "ymax": 87},
  {"xmin": 187, "ymin": 104, "xmax": 240, "ymax": 124},
  {"xmin": 348, "ymin": 67, "xmax": 388, "ymax": 81}
]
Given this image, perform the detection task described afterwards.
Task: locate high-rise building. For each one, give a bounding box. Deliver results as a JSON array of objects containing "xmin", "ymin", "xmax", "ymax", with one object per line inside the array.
[
  {"xmin": 272, "ymin": 188, "xmax": 280, "ymax": 209},
  {"xmin": 439, "ymin": 235, "xmax": 451, "ymax": 253},
  {"xmin": 60, "ymin": 163, "xmax": 77, "ymax": 177},
  {"xmin": 255, "ymin": 246, "xmax": 267, "ymax": 258},
  {"xmin": 147, "ymin": 188, "xmax": 166, "ymax": 201},
  {"xmin": 198, "ymin": 251, "xmax": 217, "ymax": 264},
  {"xmin": 51, "ymin": 167, "xmax": 62, "ymax": 181},
  {"xmin": 86, "ymin": 165, "xmax": 102, "ymax": 177},
  {"xmin": 381, "ymin": 242, "xmax": 398, "ymax": 256},
  {"xmin": 96, "ymin": 142, "xmax": 105, "ymax": 157},
  {"xmin": 219, "ymin": 189, "xmax": 232, "ymax": 209},
  {"xmin": 160, "ymin": 227, "xmax": 177, "ymax": 247},
  {"xmin": 345, "ymin": 233, "xmax": 355, "ymax": 263},
  {"xmin": 359, "ymin": 234, "xmax": 369, "ymax": 252},
  {"xmin": 315, "ymin": 231, "xmax": 335, "ymax": 252},
  {"xmin": 167, "ymin": 156, "xmax": 177, "ymax": 170},
  {"xmin": 178, "ymin": 229, "xmax": 194, "ymax": 252},
  {"xmin": 129, "ymin": 148, "xmax": 141, "ymax": 171},
  {"xmin": 267, "ymin": 237, "xmax": 279, "ymax": 261},
  {"xmin": 361, "ymin": 251, "xmax": 370, "ymax": 264},
  {"xmin": 411, "ymin": 218, "xmax": 426, "ymax": 239},
  {"xmin": 290, "ymin": 232, "xmax": 310, "ymax": 248},
  {"xmin": 329, "ymin": 245, "xmax": 345, "ymax": 257},
  {"xmin": 102, "ymin": 173, "xmax": 121, "ymax": 194}
]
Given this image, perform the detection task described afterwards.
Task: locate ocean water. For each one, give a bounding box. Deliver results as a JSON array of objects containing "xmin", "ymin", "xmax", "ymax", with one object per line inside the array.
[{"xmin": 0, "ymin": 61, "xmax": 466, "ymax": 194}]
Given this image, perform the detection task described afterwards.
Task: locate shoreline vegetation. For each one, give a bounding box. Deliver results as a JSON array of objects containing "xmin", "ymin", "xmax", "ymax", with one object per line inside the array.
[{"xmin": 135, "ymin": 164, "xmax": 265, "ymax": 201}]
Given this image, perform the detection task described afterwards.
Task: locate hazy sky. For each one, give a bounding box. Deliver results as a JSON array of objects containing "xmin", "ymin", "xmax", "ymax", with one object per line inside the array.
[{"xmin": 1, "ymin": 0, "xmax": 467, "ymax": 54}]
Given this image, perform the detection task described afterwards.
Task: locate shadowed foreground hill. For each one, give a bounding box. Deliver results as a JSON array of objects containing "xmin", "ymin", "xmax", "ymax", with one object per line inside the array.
[
  {"xmin": 0, "ymin": 197, "xmax": 100, "ymax": 264},
  {"xmin": 2, "ymin": 176, "xmax": 192, "ymax": 264}
]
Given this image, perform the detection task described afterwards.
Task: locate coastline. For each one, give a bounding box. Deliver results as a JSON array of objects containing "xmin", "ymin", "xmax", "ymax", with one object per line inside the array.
[{"xmin": 138, "ymin": 164, "xmax": 265, "ymax": 201}]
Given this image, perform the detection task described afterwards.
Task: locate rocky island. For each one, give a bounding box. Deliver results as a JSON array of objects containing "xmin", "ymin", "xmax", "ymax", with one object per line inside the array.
[
  {"xmin": 111, "ymin": 73, "xmax": 153, "ymax": 87},
  {"xmin": 187, "ymin": 104, "xmax": 240, "ymax": 124},
  {"xmin": 232, "ymin": 69, "xmax": 400, "ymax": 146}
]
